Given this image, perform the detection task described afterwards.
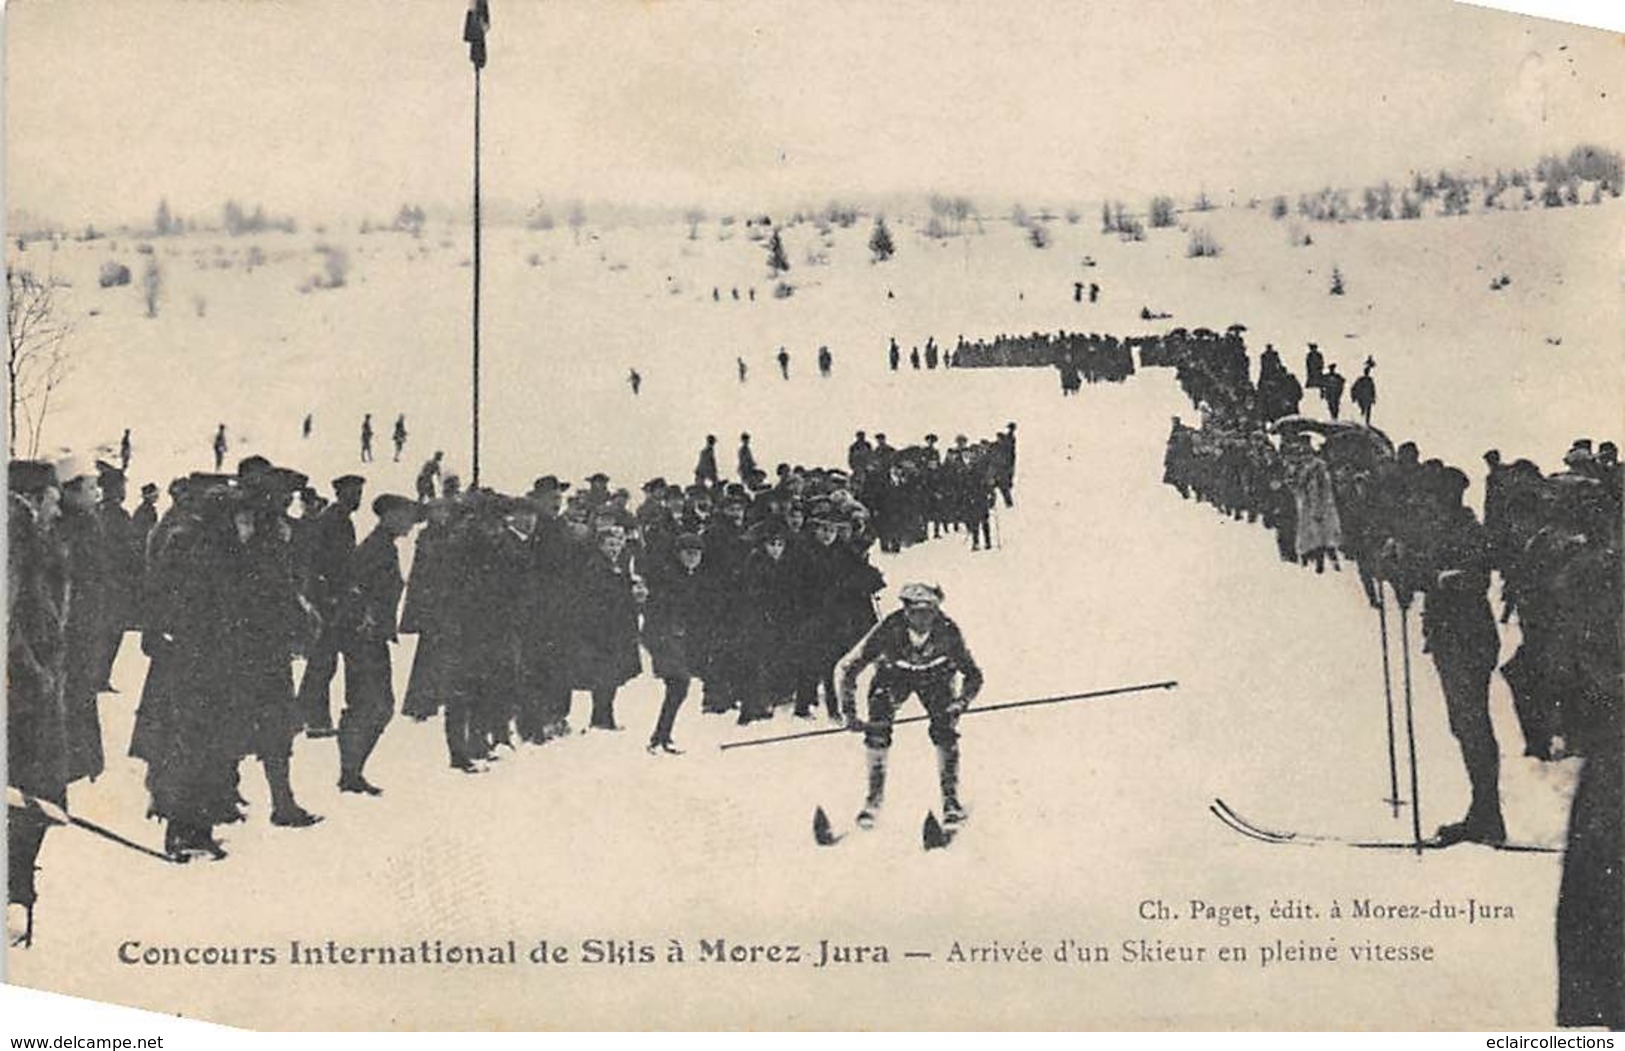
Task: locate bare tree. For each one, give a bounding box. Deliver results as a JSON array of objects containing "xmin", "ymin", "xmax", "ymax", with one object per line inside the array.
[
  {"xmin": 684, "ymin": 207, "xmax": 707, "ymax": 240},
  {"xmin": 6, "ymin": 267, "xmax": 75, "ymax": 458}
]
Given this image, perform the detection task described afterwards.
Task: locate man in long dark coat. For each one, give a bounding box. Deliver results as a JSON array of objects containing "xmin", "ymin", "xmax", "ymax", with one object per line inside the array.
[
  {"xmin": 335, "ymin": 495, "xmax": 420, "ymax": 795},
  {"xmin": 225, "ymin": 479, "xmax": 321, "ymax": 827},
  {"xmin": 55, "ymin": 462, "xmax": 109, "ymax": 785},
  {"xmin": 131, "ymin": 478, "xmax": 243, "ymax": 860},
  {"xmin": 569, "ymin": 526, "xmax": 644, "ymax": 731},
  {"xmin": 518, "ymin": 477, "xmax": 578, "ymax": 743},
  {"xmin": 92, "ymin": 462, "xmax": 137, "ymax": 691},
  {"xmin": 8, "ymin": 462, "xmax": 70, "ymax": 944},
  {"xmin": 296, "ymin": 474, "xmax": 364, "ymax": 736},
  {"xmin": 1419, "ymin": 470, "xmax": 1505, "ymax": 846},
  {"xmin": 642, "ymin": 533, "xmax": 716, "ymax": 753}
]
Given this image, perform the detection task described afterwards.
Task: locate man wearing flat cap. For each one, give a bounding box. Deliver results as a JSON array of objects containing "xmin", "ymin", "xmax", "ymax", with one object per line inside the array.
[
  {"xmin": 839, "ymin": 582, "xmax": 983, "ymax": 830},
  {"xmin": 333, "ymin": 495, "xmax": 421, "ymax": 795},
  {"xmin": 296, "ymin": 474, "xmax": 366, "ymax": 737}
]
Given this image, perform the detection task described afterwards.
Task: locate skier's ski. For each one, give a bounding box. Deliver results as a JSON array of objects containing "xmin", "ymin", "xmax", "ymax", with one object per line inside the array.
[
  {"xmin": 1211, "ymin": 798, "xmax": 1560, "ymax": 854},
  {"xmin": 813, "ymin": 806, "xmax": 845, "ymax": 847}
]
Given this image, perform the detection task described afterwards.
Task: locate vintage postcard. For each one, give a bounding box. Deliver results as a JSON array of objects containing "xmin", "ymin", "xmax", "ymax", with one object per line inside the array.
[{"xmin": 4, "ymin": 0, "xmax": 1621, "ymax": 1032}]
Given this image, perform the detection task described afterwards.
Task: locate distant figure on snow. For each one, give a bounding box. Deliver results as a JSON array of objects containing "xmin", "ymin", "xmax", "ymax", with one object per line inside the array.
[
  {"xmin": 392, "ymin": 414, "xmax": 408, "ymax": 462},
  {"xmin": 360, "ymin": 414, "xmax": 375, "ymax": 462},
  {"xmin": 1304, "ymin": 343, "xmax": 1324, "ymax": 390},
  {"xmin": 776, "ymin": 347, "xmax": 790, "ymax": 380},
  {"xmin": 1073, "ymin": 281, "xmax": 1084, "ymax": 303},
  {"xmin": 1320, "ymin": 364, "xmax": 1345, "ymax": 421},
  {"xmin": 1089, "ymin": 282, "xmax": 1100, "ymax": 303},
  {"xmin": 737, "ymin": 357, "xmax": 748, "ymax": 383},
  {"xmin": 629, "ymin": 369, "xmax": 643, "ymax": 396},
  {"xmin": 302, "ymin": 413, "xmax": 314, "ymax": 439},
  {"xmin": 1351, "ymin": 359, "xmax": 1377, "ymax": 425},
  {"xmin": 737, "ymin": 433, "xmax": 757, "ymax": 481},
  {"xmin": 212, "ymin": 424, "xmax": 228, "ymax": 470},
  {"xmin": 119, "ymin": 428, "xmax": 132, "ymax": 472},
  {"xmin": 416, "ymin": 451, "xmax": 443, "ymax": 501},
  {"xmin": 817, "ymin": 345, "xmax": 833, "ymax": 377},
  {"xmin": 910, "ymin": 347, "xmax": 921, "ymax": 370},
  {"xmin": 695, "ymin": 435, "xmax": 719, "ymax": 487},
  {"xmin": 888, "ymin": 338, "xmax": 901, "ymax": 371}
]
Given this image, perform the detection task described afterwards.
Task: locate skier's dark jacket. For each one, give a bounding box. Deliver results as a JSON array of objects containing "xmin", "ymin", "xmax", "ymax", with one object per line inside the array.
[{"xmin": 844, "ymin": 610, "xmax": 983, "ymax": 702}]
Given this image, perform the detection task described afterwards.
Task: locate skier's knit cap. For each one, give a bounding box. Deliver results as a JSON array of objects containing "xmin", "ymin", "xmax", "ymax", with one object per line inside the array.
[
  {"xmin": 586, "ymin": 472, "xmax": 610, "ymax": 484},
  {"xmin": 899, "ymin": 582, "xmax": 945, "ymax": 607},
  {"xmin": 8, "ymin": 460, "xmax": 58, "ymax": 494},
  {"xmin": 140, "ymin": 482, "xmax": 160, "ymax": 498}
]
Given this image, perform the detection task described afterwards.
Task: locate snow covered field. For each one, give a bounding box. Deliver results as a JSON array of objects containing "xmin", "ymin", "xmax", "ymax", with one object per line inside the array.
[{"xmin": 8, "ymin": 197, "xmax": 1620, "ymax": 1028}]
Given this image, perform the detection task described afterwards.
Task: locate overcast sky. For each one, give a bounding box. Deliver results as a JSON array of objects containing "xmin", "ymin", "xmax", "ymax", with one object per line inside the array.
[{"xmin": 5, "ymin": 0, "xmax": 1622, "ymax": 226}]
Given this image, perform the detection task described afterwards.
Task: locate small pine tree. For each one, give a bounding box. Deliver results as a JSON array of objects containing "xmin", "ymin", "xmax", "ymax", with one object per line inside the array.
[
  {"xmin": 766, "ymin": 227, "xmax": 790, "ymax": 276},
  {"xmin": 1329, "ymin": 266, "xmax": 1346, "ymax": 296},
  {"xmin": 868, "ymin": 216, "xmax": 895, "ymax": 262},
  {"xmin": 1149, "ymin": 196, "xmax": 1176, "ymax": 228}
]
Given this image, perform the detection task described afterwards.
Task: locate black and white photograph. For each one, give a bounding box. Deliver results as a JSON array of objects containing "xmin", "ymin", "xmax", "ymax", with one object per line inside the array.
[{"xmin": 3, "ymin": 0, "xmax": 1621, "ymax": 1032}]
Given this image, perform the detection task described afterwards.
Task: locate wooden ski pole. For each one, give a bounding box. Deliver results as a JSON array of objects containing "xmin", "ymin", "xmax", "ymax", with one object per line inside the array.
[
  {"xmin": 1377, "ymin": 585, "xmax": 1404, "ymax": 818},
  {"xmin": 720, "ymin": 679, "xmax": 1179, "ymax": 751},
  {"xmin": 1399, "ymin": 602, "xmax": 1424, "ymax": 852}
]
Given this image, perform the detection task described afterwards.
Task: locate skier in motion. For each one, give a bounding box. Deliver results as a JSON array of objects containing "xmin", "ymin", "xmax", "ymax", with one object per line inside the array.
[{"xmin": 838, "ymin": 583, "xmax": 983, "ymax": 830}]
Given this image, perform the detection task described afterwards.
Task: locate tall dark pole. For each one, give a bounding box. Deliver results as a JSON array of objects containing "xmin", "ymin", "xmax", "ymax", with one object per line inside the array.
[
  {"xmin": 463, "ymin": 0, "xmax": 489, "ymax": 488},
  {"xmin": 472, "ymin": 63, "xmax": 482, "ymax": 488}
]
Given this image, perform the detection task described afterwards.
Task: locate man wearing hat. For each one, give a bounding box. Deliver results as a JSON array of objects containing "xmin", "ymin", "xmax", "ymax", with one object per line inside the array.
[
  {"xmin": 131, "ymin": 482, "xmax": 161, "ymax": 553},
  {"xmin": 580, "ymin": 472, "xmax": 612, "ymax": 513},
  {"xmin": 838, "ymin": 583, "xmax": 983, "ymax": 830},
  {"xmin": 642, "ymin": 532, "xmax": 716, "ymax": 753},
  {"xmin": 8, "ymin": 460, "xmax": 70, "ymax": 944},
  {"xmin": 335, "ymin": 495, "xmax": 421, "ymax": 795},
  {"xmin": 296, "ymin": 474, "xmax": 366, "ymax": 737},
  {"xmin": 93, "ymin": 461, "xmax": 138, "ymax": 691},
  {"xmin": 737, "ymin": 433, "xmax": 757, "ymax": 482}
]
